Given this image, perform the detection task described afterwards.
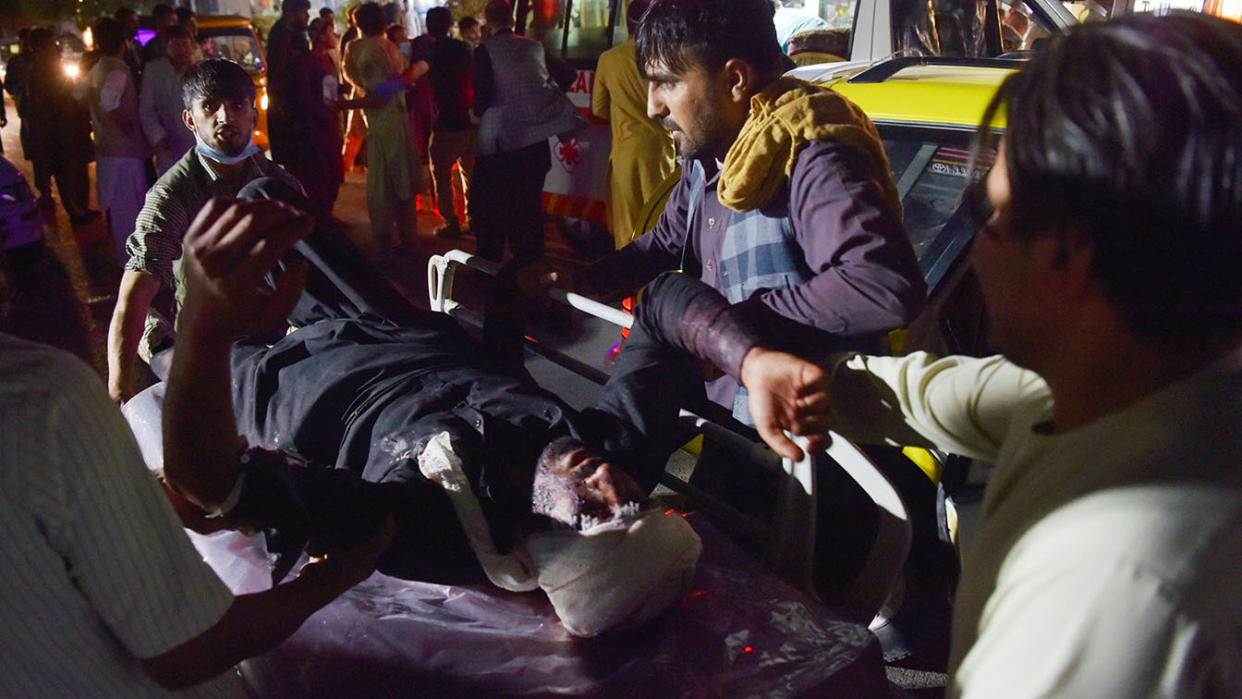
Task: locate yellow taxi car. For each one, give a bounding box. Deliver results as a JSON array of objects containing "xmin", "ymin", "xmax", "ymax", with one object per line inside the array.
[{"xmin": 195, "ymin": 15, "xmax": 271, "ymax": 152}]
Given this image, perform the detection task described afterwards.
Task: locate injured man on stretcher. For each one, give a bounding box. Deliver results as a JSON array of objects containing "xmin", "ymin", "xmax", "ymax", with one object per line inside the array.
[{"xmin": 162, "ymin": 193, "xmax": 835, "ymax": 638}]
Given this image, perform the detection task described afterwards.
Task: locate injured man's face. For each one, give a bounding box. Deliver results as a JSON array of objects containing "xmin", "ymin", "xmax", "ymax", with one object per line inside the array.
[
  {"xmin": 521, "ymin": 436, "xmax": 702, "ymax": 637},
  {"xmin": 530, "ymin": 437, "xmax": 649, "ymax": 529}
]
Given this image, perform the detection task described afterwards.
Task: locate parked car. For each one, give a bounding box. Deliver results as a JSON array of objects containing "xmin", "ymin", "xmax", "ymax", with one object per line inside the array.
[{"xmin": 0, "ymin": 154, "xmax": 43, "ymax": 250}]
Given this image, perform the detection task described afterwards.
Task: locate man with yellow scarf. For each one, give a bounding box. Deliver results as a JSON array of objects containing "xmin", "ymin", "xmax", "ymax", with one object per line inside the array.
[{"xmin": 575, "ymin": 0, "xmax": 925, "ymax": 428}]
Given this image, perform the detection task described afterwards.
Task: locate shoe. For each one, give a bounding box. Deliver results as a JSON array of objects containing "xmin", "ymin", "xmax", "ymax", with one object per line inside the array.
[{"xmin": 434, "ymin": 223, "xmax": 463, "ymax": 239}]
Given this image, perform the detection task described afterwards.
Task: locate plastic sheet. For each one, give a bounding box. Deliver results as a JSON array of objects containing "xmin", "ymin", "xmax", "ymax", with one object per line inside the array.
[{"xmin": 123, "ymin": 383, "xmax": 885, "ymax": 697}]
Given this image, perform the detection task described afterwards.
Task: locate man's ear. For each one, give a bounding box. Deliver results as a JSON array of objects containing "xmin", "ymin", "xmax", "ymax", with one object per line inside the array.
[
  {"xmin": 1047, "ymin": 229, "xmax": 1095, "ymax": 302},
  {"xmin": 720, "ymin": 57, "xmax": 761, "ymax": 103},
  {"xmin": 182, "ymin": 108, "xmax": 196, "ymax": 134}
]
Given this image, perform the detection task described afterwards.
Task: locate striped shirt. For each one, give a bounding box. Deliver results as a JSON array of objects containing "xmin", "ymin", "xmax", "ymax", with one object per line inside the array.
[
  {"xmin": 124, "ymin": 148, "xmax": 301, "ymax": 355},
  {"xmin": 0, "ymin": 334, "xmax": 241, "ymax": 697}
]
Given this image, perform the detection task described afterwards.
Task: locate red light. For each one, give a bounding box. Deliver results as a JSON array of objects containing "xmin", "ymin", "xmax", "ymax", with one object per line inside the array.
[
  {"xmin": 665, "ymin": 509, "xmax": 676, "ymax": 515},
  {"xmin": 742, "ymin": 646, "xmax": 753, "ymax": 654}
]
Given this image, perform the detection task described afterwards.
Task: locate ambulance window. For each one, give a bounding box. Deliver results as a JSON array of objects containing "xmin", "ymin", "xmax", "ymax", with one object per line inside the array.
[{"xmin": 534, "ymin": 0, "xmax": 618, "ymax": 61}]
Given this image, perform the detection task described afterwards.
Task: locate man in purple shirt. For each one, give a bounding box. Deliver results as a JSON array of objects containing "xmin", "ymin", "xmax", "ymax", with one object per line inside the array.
[{"xmin": 575, "ymin": 0, "xmax": 924, "ymax": 425}]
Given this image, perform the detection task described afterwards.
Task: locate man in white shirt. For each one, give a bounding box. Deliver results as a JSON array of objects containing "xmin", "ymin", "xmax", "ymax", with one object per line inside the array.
[
  {"xmin": 140, "ymin": 24, "xmax": 198, "ymax": 175},
  {"xmin": 711, "ymin": 11, "xmax": 1242, "ymax": 697},
  {"xmin": 84, "ymin": 16, "xmax": 151, "ymax": 262}
]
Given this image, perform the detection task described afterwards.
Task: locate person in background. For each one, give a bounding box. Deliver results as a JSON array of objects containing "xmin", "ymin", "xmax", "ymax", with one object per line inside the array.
[
  {"xmin": 341, "ymin": 4, "xmax": 369, "ymax": 174},
  {"xmin": 24, "ymin": 28, "xmax": 98, "ymax": 228},
  {"xmin": 299, "ymin": 17, "xmax": 347, "ymax": 221},
  {"xmin": 114, "ymin": 7, "xmax": 145, "ymax": 81},
  {"xmin": 175, "ymin": 6, "xmax": 204, "ymax": 62},
  {"xmin": 591, "ymin": 0, "xmax": 676, "ymax": 248},
  {"xmin": 342, "ymin": 2, "xmax": 428, "ymax": 254},
  {"xmin": 106, "ymin": 58, "xmax": 302, "ymax": 404},
  {"xmin": 458, "ymin": 15, "xmax": 482, "ymax": 46},
  {"xmin": 424, "ymin": 6, "xmax": 476, "ymax": 239},
  {"xmin": 142, "ymin": 3, "xmax": 179, "ymax": 64},
  {"xmin": 470, "ymin": 0, "xmax": 584, "ymax": 264},
  {"xmin": 3, "ymin": 28, "xmax": 52, "ymax": 209},
  {"xmin": 267, "ymin": 0, "xmax": 313, "ymax": 177},
  {"xmin": 83, "ymin": 16, "xmax": 152, "ymax": 264},
  {"xmin": 319, "ymin": 6, "xmax": 343, "ymax": 75},
  {"xmin": 140, "ymin": 24, "xmax": 198, "ymax": 176},
  {"xmin": 391, "ymin": 21, "xmax": 436, "ymax": 193},
  {"xmin": 806, "ymin": 12, "xmax": 1242, "ymax": 696}
]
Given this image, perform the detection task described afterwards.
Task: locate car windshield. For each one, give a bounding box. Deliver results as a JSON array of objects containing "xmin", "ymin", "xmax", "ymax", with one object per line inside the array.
[
  {"xmin": 879, "ymin": 125, "xmax": 995, "ymax": 292},
  {"xmin": 198, "ymin": 27, "xmax": 264, "ymax": 74}
]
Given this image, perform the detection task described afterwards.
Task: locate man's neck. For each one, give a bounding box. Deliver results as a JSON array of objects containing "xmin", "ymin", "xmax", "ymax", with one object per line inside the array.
[
  {"xmin": 207, "ymin": 156, "xmax": 250, "ymax": 179},
  {"xmin": 1040, "ymin": 322, "xmax": 1236, "ymax": 433}
]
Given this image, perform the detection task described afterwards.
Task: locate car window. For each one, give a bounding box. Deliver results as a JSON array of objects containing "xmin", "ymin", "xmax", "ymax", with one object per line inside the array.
[
  {"xmin": 198, "ymin": 27, "xmax": 265, "ymax": 74},
  {"xmin": 532, "ymin": 0, "xmax": 616, "ymax": 61},
  {"xmin": 879, "ymin": 126, "xmax": 996, "ymax": 292}
]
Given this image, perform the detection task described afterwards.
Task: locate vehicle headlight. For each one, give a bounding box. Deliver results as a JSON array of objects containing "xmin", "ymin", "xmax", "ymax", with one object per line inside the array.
[
  {"xmin": 63, "ymin": 63, "xmax": 79, "ymax": 79},
  {"xmin": 259, "ymin": 93, "xmax": 268, "ymax": 110}
]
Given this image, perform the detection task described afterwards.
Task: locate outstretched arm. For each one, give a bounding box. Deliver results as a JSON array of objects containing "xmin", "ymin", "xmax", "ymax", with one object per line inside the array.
[
  {"xmin": 162, "ymin": 197, "xmax": 312, "ymax": 510},
  {"xmin": 633, "ymin": 272, "xmax": 834, "ymax": 460}
]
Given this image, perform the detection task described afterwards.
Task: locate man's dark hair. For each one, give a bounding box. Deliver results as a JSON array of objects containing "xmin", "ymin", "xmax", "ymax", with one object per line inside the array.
[
  {"xmin": 113, "ymin": 7, "xmax": 136, "ymax": 21},
  {"xmin": 28, "ymin": 27, "xmax": 55, "ymax": 53},
  {"xmin": 635, "ymin": 0, "xmax": 785, "ymax": 78},
  {"xmin": 152, "ymin": 4, "xmax": 176, "ymax": 23},
  {"xmin": 162, "ymin": 23, "xmax": 192, "ymax": 42},
  {"xmin": 459, "ymin": 15, "xmax": 479, "ymax": 33},
  {"xmin": 176, "ymin": 6, "xmax": 195, "ymax": 22},
  {"xmin": 355, "ymin": 2, "xmax": 386, "ymax": 36},
  {"xmin": 426, "ymin": 7, "xmax": 454, "ymax": 36},
  {"xmin": 626, "ymin": 0, "xmax": 651, "ymax": 37},
  {"xmin": 484, "ymin": 0, "xmax": 515, "ymax": 28},
  {"xmin": 977, "ymin": 11, "xmax": 1242, "ymax": 346},
  {"xmin": 181, "ymin": 57, "xmax": 256, "ymax": 110},
  {"xmin": 93, "ymin": 16, "xmax": 126, "ymax": 55},
  {"xmin": 320, "ymin": 7, "xmax": 335, "ymax": 19},
  {"xmin": 282, "ymin": 0, "xmax": 312, "ymax": 13}
]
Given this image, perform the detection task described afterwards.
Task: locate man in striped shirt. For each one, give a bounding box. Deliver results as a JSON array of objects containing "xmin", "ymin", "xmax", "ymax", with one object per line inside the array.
[{"xmin": 107, "ymin": 58, "xmax": 301, "ymax": 404}]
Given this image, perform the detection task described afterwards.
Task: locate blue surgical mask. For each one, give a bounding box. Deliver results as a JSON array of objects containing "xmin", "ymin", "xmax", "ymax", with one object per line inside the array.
[{"xmin": 194, "ymin": 132, "xmax": 260, "ymax": 166}]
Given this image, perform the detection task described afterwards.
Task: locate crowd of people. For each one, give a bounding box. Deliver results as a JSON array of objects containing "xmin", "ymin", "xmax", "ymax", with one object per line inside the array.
[{"xmin": 1, "ymin": 0, "xmax": 1240, "ymax": 696}]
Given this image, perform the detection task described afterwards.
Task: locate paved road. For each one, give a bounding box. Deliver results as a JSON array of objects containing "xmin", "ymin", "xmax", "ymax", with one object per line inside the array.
[{"xmin": 0, "ymin": 94, "xmax": 619, "ymax": 407}]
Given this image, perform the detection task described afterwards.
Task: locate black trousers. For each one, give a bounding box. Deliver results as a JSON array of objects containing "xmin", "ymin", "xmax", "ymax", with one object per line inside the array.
[{"xmin": 470, "ymin": 140, "xmax": 550, "ymax": 264}]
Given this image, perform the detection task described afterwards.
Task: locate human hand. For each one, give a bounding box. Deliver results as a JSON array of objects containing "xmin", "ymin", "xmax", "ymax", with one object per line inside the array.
[
  {"xmin": 179, "ymin": 197, "xmax": 313, "ymax": 340},
  {"xmin": 297, "ymin": 517, "xmax": 395, "ymax": 593},
  {"xmin": 740, "ymin": 347, "xmax": 834, "ymax": 461}
]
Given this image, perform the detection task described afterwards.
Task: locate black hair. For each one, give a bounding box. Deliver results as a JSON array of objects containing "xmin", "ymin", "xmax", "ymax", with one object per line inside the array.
[
  {"xmin": 320, "ymin": 7, "xmax": 335, "ymax": 19},
  {"xmin": 176, "ymin": 6, "xmax": 195, "ymax": 22},
  {"xmin": 484, "ymin": 0, "xmax": 515, "ymax": 28},
  {"xmin": 355, "ymin": 2, "xmax": 386, "ymax": 36},
  {"xmin": 152, "ymin": 4, "xmax": 175, "ymax": 22},
  {"xmin": 976, "ymin": 11, "xmax": 1242, "ymax": 346},
  {"xmin": 626, "ymin": 0, "xmax": 651, "ymax": 37},
  {"xmin": 459, "ymin": 15, "xmax": 480, "ymax": 32},
  {"xmin": 426, "ymin": 6, "xmax": 454, "ymax": 35},
  {"xmin": 162, "ymin": 23, "xmax": 192, "ymax": 42},
  {"xmin": 635, "ymin": 0, "xmax": 785, "ymax": 78},
  {"xmin": 113, "ymin": 7, "xmax": 136, "ymax": 20},
  {"xmin": 282, "ymin": 0, "xmax": 311, "ymax": 12},
  {"xmin": 93, "ymin": 16, "xmax": 126, "ymax": 55},
  {"xmin": 28, "ymin": 27, "xmax": 55, "ymax": 53},
  {"xmin": 180, "ymin": 57, "xmax": 256, "ymax": 110}
]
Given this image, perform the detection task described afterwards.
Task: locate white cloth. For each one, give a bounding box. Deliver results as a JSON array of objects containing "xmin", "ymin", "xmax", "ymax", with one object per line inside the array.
[
  {"xmin": 97, "ymin": 156, "xmax": 148, "ymax": 263},
  {"xmin": 100, "ymin": 67, "xmax": 130, "ymax": 112},
  {"xmin": 829, "ymin": 351, "xmax": 1242, "ymax": 698},
  {"xmin": 0, "ymin": 334, "xmax": 241, "ymax": 697},
  {"xmin": 418, "ymin": 431, "xmax": 702, "ymax": 637}
]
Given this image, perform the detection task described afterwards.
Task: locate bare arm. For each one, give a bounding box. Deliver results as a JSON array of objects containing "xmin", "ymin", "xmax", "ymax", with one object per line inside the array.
[
  {"xmin": 140, "ymin": 524, "xmax": 390, "ymax": 690},
  {"xmin": 107, "ymin": 269, "xmax": 162, "ymax": 404},
  {"xmin": 162, "ymin": 198, "xmax": 312, "ymax": 510}
]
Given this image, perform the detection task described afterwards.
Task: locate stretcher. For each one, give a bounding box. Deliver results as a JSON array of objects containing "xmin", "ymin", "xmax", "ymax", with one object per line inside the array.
[
  {"xmin": 123, "ymin": 383, "xmax": 886, "ymax": 696},
  {"xmin": 117, "ymin": 244, "xmax": 905, "ymax": 696}
]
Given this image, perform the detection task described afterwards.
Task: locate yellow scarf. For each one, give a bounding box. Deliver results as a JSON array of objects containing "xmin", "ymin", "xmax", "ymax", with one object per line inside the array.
[{"xmin": 719, "ymin": 76, "xmax": 902, "ymax": 217}]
